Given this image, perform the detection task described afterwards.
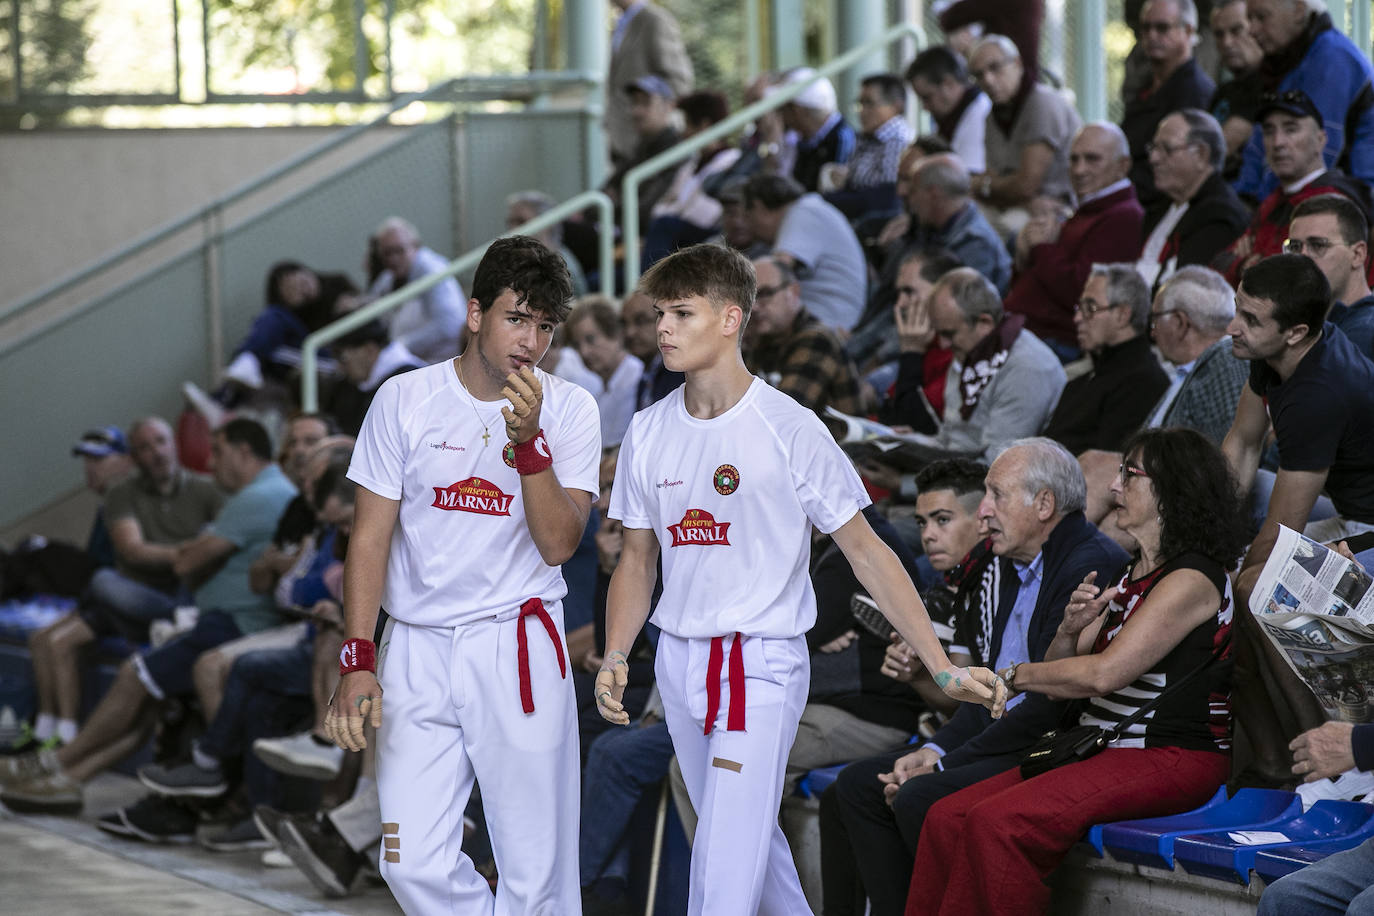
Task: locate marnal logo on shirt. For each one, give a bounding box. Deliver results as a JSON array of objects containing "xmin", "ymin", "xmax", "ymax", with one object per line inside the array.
[
  {"xmin": 655, "ymin": 478, "xmax": 684, "ymax": 489},
  {"xmin": 428, "ymin": 441, "xmax": 466, "ymax": 453},
  {"xmin": 431, "ymin": 477, "xmax": 514, "ymax": 516},
  {"xmin": 668, "ymin": 508, "xmax": 732, "ymax": 547}
]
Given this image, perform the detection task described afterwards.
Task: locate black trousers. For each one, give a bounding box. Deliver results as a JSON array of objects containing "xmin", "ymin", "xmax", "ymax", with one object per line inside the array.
[{"xmin": 819, "ymin": 747, "xmax": 1022, "ymax": 916}]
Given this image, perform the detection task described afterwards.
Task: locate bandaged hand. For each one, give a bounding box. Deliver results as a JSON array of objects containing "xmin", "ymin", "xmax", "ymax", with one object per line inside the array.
[
  {"xmin": 594, "ymin": 649, "xmax": 630, "ymax": 725},
  {"xmin": 934, "ymin": 665, "xmax": 1008, "ymax": 718},
  {"xmin": 501, "ymin": 367, "xmax": 544, "ymax": 444},
  {"xmin": 324, "ymin": 670, "xmax": 384, "ymax": 751}
]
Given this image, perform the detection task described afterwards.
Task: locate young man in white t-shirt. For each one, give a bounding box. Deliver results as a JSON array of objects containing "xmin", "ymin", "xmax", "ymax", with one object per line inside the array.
[
  {"xmin": 328, "ymin": 236, "xmax": 600, "ymax": 914},
  {"xmin": 595, "ymin": 243, "xmax": 1004, "ymax": 915}
]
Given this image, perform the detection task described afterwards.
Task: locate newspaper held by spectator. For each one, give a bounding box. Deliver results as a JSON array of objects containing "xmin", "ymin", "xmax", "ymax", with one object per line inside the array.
[
  {"xmin": 825, "ymin": 407, "xmax": 976, "ymax": 471},
  {"xmin": 1250, "ymin": 525, "xmax": 1374, "ymax": 724}
]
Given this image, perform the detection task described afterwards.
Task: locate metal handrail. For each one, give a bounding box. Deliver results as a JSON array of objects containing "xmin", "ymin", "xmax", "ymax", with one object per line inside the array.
[
  {"xmin": 0, "ymin": 71, "xmax": 599, "ymax": 326},
  {"xmin": 299, "ymin": 189, "xmax": 615, "ymax": 411},
  {"xmin": 619, "ymin": 21, "xmax": 925, "ymax": 285}
]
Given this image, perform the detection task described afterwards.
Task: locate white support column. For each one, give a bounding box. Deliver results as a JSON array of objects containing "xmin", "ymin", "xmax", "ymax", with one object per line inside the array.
[{"xmin": 1073, "ymin": 0, "xmax": 1107, "ymax": 123}]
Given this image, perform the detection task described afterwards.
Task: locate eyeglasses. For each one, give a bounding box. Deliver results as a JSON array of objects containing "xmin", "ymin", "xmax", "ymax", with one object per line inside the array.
[
  {"xmin": 1074, "ymin": 298, "xmax": 1124, "ymax": 318},
  {"xmin": 1139, "ymin": 20, "xmax": 1183, "ymax": 34},
  {"xmin": 1260, "ymin": 90, "xmax": 1313, "ymax": 109},
  {"xmin": 1145, "ymin": 140, "xmax": 1195, "ymax": 158},
  {"xmin": 755, "ymin": 283, "xmax": 790, "ymax": 300},
  {"xmin": 1119, "ymin": 461, "xmax": 1150, "ymax": 482},
  {"xmin": 1148, "ymin": 309, "xmax": 1181, "ymax": 329},
  {"xmin": 1284, "ymin": 236, "xmax": 1343, "ymax": 257}
]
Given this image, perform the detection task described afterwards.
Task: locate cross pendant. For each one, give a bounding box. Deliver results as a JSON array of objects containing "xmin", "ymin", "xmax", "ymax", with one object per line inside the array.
[{"xmin": 481, "ymin": 428, "xmax": 491, "ymax": 447}]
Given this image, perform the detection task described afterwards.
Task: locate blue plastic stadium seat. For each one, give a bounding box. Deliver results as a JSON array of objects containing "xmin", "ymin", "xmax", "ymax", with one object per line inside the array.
[
  {"xmin": 1101, "ymin": 788, "xmax": 1302, "ymax": 869},
  {"xmin": 1173, "ymin": 800, "xmax": 1374, "ymax": 883},
  {"xmin": 1254, "ymin": 830, "xmax": 1374, "ymax": 884},
  {"xmin": 1079, "ymin": 785, "xmax": 1229, "ymax": 857},
  {"xmin": 795, "ymin": 762, "xmax": 847, "ymax": 799}
]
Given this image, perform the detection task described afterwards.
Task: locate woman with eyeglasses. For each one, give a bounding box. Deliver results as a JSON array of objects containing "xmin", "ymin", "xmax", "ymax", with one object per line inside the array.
[{"xmin": 903, "ymin": 426, "xmax": 1250, "ymax": 916}]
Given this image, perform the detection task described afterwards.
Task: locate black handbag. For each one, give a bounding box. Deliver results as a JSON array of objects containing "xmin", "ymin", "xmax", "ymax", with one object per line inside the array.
[{"xmin": 1019, "ymin": 637, "xmax": 1229, "ymax": 780}]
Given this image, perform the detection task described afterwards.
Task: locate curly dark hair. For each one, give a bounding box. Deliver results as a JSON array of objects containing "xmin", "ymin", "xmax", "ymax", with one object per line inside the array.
[
  {"xmin": 1121, "ymin": 427, "xmax": 1249, "ymax": 568},
  {"xmin": 470, "ymin": 235, "xmax": 574, "ymax": 323}
]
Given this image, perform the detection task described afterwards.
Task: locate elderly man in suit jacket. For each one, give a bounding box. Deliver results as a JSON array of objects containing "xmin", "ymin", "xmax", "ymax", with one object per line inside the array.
[{"xmin": 606, "ymin": 0, "xmax": 694, "ymax": 168}]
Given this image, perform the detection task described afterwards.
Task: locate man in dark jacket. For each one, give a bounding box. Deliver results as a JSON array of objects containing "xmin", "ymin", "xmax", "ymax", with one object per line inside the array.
[
  {"xmin": 820, "ymin": 438, "xmax": 1129, "ymax": 916},
  {"xmin": 1042, "ymin": 265, "xmax": 1169, "ymax": 454},
  {"xmin": 1138, "ymin": 108, "xmax": 1249, "ymax": 292},
  {"xmin": 1121, "ymin": 0, "xmax": 1216, "ymax": 208}
]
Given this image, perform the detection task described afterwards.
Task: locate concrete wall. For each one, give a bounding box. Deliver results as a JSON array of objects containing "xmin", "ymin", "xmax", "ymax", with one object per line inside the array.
[{"xmin": 0, "ymin": 126, "xmax": 406, "ymax": 309}]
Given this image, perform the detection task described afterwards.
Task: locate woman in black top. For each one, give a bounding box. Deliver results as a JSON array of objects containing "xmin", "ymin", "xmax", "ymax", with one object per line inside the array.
[{"xmin": 905, "ymin": 426, "xmax": 1250, "ymax": 916}]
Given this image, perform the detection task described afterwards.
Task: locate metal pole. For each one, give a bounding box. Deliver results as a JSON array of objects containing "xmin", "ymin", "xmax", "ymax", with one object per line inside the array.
[
  {"xmin": 566, "ymin": 0, "xmax": 608, "ymax": 190},
  {"xmin": 1074, "ymin": 0, "xmax": 1107, "ymax": 123},
  {"xmin": 771, "ymin": 0, "xmax": 806, "ymax": 70},
  {"xmin": 836, "ymin": 0, "xmax": 888, "ymax": 124}
]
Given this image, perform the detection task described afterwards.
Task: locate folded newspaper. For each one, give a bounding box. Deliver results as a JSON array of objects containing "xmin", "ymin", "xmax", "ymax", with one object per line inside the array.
[
  {"xmin": 824, "ymin": 408, "xmax": 974, "ymax": 472},
  {"xmin": 1250, "ymin": 525, "xmax": 1374, "ymax": 723}
]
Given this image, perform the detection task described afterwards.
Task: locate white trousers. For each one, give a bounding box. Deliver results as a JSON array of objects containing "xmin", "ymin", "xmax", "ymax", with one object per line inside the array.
[
  {"xmin": 657, "ymin": 631, "xmax": 813, "ymax": 916},
  {"xmin": 376, "ymin": 605, "xmax": 580, "ymax": 915}
]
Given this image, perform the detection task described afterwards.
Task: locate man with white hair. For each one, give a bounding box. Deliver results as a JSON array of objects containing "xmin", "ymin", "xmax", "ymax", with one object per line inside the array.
[
  {"xmin": 778, "ymin": 67, "xmax": 857, "ymax": 193},
  {"xmin": 1235, "ymin": 0, "xmax": 1374, "ymax": 201},
  {"xmin": 368, "ymin": 216, "xmax": 466, "ymax": 363},
  {"xmin": 1120, "ymin": 0, "xmax": 1215, "ymax": 208},
  {"xmin": 1006, "ymin": 122, "xmax": 1145, "ymax": 358}
]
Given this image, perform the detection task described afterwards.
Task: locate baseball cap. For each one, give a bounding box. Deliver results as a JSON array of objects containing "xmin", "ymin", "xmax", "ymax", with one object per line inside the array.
[
  {"xmin": 72, "ymin": 425, "xmax": 128, "ymax": 458},
  {"xmin": 1256, "ymin": 89, "xmax": 1322, "ymax": 125},
  {"xmin": 625, "ymin": 75, "xmax": 676, "ymax": 100},
  {"xmin": 778, "ymin": 67, "xmax": 837, "ymax": 112}
]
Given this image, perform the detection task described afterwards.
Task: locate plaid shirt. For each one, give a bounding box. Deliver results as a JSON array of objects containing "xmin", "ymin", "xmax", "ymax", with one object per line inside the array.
[
  {"xmin": 845, "ymin": 115, "xmax": 915, "ymax": 190},
  {"xmin": 744, "ymin": 309, "xmax": 863, "ymax": 424}
]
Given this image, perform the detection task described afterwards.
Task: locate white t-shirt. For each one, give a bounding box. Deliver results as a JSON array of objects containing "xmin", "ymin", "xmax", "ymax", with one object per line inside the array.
[
  {"xmin": 348, "ymin": 360, "xmax": 602, "ymax": 627},
  {"xmin": 610, "ymin": 378, "xmax": 870, "ymax": 639}
]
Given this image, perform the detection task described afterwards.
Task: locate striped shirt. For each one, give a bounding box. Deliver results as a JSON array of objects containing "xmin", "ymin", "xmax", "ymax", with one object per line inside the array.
[{"xmin": 1078, "ymin": 552, "xmax": 1233, "ymax": 753}]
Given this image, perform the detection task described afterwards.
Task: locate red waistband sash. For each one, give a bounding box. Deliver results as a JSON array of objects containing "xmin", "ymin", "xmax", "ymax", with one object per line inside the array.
[
  {"xmin": 704, "ymin": 632, "xmax": 747, "ymax": 735},
  {"xmin": 516, "ymin": 597, "xmax": 566, "ymax": 714}
]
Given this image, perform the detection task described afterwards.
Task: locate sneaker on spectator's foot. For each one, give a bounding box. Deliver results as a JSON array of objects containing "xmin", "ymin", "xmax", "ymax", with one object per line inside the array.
[
  {"xmin": 96, "ymin": 809, "xmax": 137, "ymax": 838},
  {"xmin": 0, "ymin": 748, "xmax": 58, "ymax": 786},
  {"xmin": 137, "ymin": 760, "xmax": 228, "ymax": 798},
  {"xmin": 198, "ymin": 816, "xmax": 271, "ymax": 852},
  {"xmin": 252, "ymin": 732, "xmax": 344, "ymax": 781},
  {"xmin": 119, "ymin": 795, "xmax": 197, "ymax": 844},
  {"xmin": 262, "ymin": 847, "xmax": 293, "ymax": 868},
  {"xmin": 0, "ymin": 770, "xmax": 82, "ymax": 814},
  {"xmin": 279, "ymin": 812, "xmax": 362, "ymax": 897},
  {"xmin": 0, "ymin": 724, "xmax": 59, "ymax": 757},
  {"xmin": 252, "ymin": 805, "xmax": 291, "ymax": 846}
]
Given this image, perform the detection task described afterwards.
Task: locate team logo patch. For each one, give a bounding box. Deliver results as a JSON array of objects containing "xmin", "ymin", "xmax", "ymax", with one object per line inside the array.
[
  {"xmin": 668, "ymin": 508, "xmax": 732, "ymax": 546},
  {"xmin": 713, "ymin": 464, "xmax": 740, "ymax": 496},
  {"xmin": 431, "ymin": 477, "xmax": 515, "ymax": 516},
  {"xmin": 502, "ymin": 441, "xmax": 516, "ymax": 468}
]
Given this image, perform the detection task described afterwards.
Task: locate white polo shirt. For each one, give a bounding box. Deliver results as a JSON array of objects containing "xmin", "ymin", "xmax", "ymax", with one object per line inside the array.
[
  {"xmin": 610, "ymin": 378, "xmax": 869, "ymax": 639},
  {"xmin": 349, "ymin": 360, "xmax": 601, "ymax": 627}
]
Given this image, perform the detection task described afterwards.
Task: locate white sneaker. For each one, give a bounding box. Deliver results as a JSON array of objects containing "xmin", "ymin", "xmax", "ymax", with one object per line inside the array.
[
  {"xmin": 262, "ymin": 847, "xmax": 293, "ymax": 868},
  {"xmin": 252, "ymin": 732, "xmax": 344, "ymax": 781},
  {"xmin": 1296, "ymin": 767, "xmax": 1374, "ymax": 809}
]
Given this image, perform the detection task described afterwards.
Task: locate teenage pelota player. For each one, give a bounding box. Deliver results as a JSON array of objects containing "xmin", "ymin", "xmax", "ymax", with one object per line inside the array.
[
  {"xmin": 326, "ymin": 236, "xmax": 599, "ymax": 914},
  {"xmin": 595, "ymin": 243, "xmax": 1006, "ymax": 915}
]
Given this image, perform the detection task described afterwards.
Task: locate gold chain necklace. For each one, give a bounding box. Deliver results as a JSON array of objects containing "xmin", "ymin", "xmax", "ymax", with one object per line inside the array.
[{"xmin": 454, "ymin": 357, "xmax": 493, "ymax": 448}]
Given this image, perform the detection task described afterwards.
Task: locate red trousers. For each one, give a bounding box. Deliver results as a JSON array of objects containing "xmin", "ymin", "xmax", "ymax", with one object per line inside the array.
[{"xmin": 906, "ymin": 745, "xmax": 1230, "ymax": 916}]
